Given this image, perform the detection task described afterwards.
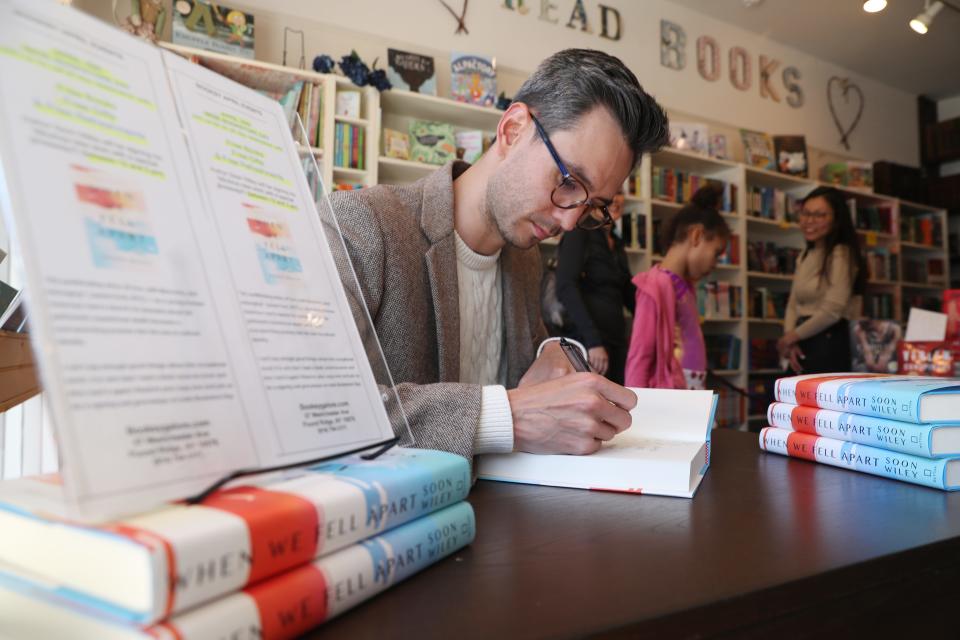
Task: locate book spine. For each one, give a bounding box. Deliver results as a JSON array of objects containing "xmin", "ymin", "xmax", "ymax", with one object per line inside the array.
[
  {"xmin": 308, "ymin": 82, "xmax": 322, "ymax": 148},
  {"xmin": 766, "ymin": 402, "xmax": 936, "ymax": 457},
  {"xmin": 773, "ymin": 374, "xmax": 922, "ymax": 422},
  {"xmin": 158, "ymin": 502, "xmax": 476, "ymax": 640},
  {"xmin": 116, "ymin": 449, "xmax": 469, "ymax": 622},
  {"xmin": 758, "ymin": 428, "xmax": 951, "ymax": 490}
]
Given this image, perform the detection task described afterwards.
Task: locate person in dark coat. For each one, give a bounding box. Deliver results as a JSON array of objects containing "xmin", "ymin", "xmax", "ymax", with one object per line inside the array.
[{"xmin": 555, "ymin": 191, "xmax": 636, "ymax": 384}]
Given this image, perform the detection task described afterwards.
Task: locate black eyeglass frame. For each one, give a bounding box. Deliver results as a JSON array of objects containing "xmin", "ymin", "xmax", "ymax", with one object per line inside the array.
[{"xmin": 529, "ymin": 113, "xmax": 614, "ymax": 231}]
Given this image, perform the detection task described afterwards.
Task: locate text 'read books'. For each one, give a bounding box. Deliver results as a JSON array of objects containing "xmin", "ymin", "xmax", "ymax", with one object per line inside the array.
[
  {"xmin": 0, "ymin": 0, "xmax": 400, "ymax": 521},
  {"xmin": 477, "ymin": 388, "xmax": 717, "ymax": 498},
  {"xmin": 759, "ymin": 428, "xmax": 960, "ymax": 491},
  {"xmin": 0, "ymin": 502, "xmax": 476, "ymax": 640},
  {"xmin": 767, "ymin": 402, "xmax": 960, "ymax": 458},
  {"xmin": 0, "ymin": 448, "xmax": 467, "ymax": 625},
  {"xmin": 774, "ymin": 374, "xmax": 960, "ymax": 424}
]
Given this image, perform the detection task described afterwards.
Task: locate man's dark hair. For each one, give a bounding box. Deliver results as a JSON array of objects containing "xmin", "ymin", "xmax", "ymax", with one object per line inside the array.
[{"xmin": 513, "ymin": 48, "xmax": 669, "ymax": 164}]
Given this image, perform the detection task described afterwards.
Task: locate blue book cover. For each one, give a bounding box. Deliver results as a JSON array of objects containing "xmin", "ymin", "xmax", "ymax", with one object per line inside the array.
[
  {"xmin": 775, "ymin": 374, "xmax": 960, "ymax": 424},
  {"xmin": 760, "ymin": 427, "xmax": 960, "ymax": 490},
  {"xmin": 767, "ymin": 402, "xmax": 960, "ymax": 458}
]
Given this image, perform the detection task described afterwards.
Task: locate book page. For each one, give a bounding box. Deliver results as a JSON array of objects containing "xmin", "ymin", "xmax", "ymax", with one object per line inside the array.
[
  {"xmin": 624, "ymin": 388, "xmax": 717, "ymax": 442},
  {"xmin": 161, "ymin": 51, "xmax": 393, "ymax": 459}
]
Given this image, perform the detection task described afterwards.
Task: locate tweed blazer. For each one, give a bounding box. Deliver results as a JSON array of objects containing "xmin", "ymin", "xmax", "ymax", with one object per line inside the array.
[{"xmin": 329, "ymin": 162, "xmax": 548, "ymax": 459}]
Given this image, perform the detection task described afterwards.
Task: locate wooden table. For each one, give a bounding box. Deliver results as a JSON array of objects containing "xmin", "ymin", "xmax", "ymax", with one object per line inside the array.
[{"xmin": 316, "ymin": 429, "xmax": 960, "ymax": 638}]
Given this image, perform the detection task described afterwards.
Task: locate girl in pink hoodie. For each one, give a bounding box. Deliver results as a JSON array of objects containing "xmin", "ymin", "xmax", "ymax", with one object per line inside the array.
[{"xmin": 625, "ymin": 187, "xmax": 730, "ymax": 389}]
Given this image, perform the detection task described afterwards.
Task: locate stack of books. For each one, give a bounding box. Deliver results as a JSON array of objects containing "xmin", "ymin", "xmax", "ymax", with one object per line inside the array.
[
  {"xmin": 758, "ymin": 374, "xmax": 960, "ymax": 491},
  {"xmin": 0, "ymin": 448, "xmax": 474, "ymax": 638}
]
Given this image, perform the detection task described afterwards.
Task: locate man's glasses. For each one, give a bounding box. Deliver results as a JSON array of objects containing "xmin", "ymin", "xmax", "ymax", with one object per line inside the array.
[{"xmin": 530, "ymin": 113, "xmax": 613, "ymax": 231}]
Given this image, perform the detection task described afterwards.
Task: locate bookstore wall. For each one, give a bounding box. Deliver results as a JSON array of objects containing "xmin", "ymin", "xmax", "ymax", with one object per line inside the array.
[
  {"xmin": 80, "ymin": 0, "xmax": 920, "ymax": 165},
  {"xmin": 6, "ymin": 0, "xmax": 948, "ymax": 442}
]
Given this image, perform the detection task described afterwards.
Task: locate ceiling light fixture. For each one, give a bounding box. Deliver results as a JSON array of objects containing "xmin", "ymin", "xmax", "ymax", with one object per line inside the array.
[
  {"xmin": 910, "ymin": 0, "xmax": 944, "ymax": 33},
  {"xmin": 862, "ymin": 0, "xmax": 887, "ymax": 12}
]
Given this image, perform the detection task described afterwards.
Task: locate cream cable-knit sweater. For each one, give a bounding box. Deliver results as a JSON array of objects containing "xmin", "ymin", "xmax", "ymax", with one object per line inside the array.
[{"xmin": 455, "ymin": 233, "xmax": 513, "ymax": 454}]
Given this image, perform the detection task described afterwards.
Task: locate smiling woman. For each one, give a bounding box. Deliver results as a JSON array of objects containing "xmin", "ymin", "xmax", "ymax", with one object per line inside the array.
[{"xmin": 778, "ymin": 186, "xmax": 866, "ymax": 375}]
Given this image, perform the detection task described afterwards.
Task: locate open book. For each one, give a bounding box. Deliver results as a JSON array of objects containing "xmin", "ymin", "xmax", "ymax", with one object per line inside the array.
[
  {"xmin": 477, "ymin": 388, "xmax": 717, "ymax": 498},
  {"xmin": 0, "ymin": 0, "xmax": 398, "ymax": 520}
]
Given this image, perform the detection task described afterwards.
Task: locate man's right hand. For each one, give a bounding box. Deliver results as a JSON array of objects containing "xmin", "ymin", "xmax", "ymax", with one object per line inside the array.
[{"xmin": 508, "ymin": 373, "xmax": 637, "ymax": 455}]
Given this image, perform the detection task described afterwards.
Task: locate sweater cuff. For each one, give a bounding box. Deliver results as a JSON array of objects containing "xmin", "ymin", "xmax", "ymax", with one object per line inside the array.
[
  {"xmin": 537, "ymin": 336, "xmax": 588, "ymax": 360},
  {"xmin": 474, "ymin": 385, "xmax": 514, "ymax": 454}
]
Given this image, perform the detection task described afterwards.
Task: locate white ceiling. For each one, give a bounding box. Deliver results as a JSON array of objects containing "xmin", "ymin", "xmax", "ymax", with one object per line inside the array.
[{"xmin": 664, "ymin": 0, "xmax": 960, "ymax": 99}]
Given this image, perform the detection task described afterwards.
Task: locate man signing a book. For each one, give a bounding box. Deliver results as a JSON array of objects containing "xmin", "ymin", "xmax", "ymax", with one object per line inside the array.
[{"xmin": 331, "ymin": 48, "xmax": 670, "ymax": 460}]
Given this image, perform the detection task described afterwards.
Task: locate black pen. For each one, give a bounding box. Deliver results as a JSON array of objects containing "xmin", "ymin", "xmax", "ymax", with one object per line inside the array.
[{"xmin": 558, "ymin": 337, "xmax": 592, "ymax": 373}]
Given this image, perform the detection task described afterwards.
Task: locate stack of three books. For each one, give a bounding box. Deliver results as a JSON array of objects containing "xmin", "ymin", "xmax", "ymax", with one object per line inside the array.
[
  {"xmin": 0, "ymin": 448, "xmax": 474, "ymax": 639},
  {"xmin": 759, "ymin": 373, "xmax": 960, "ymax": 491}
]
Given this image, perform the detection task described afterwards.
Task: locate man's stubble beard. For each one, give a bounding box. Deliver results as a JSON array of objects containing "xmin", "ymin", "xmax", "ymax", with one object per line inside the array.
[{"xmin": 485, "ymin": 164, "xmax": 537, "ymax": 250}]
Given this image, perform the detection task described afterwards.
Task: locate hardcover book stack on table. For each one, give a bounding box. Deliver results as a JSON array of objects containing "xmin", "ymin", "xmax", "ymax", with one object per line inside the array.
[
  {"xmin": 0, "ymin": 448, "xmax": 475, "ymax": 639},
  {"xmin": 758, "ymin": 374, "xmax": 960, "ymax": 491}
]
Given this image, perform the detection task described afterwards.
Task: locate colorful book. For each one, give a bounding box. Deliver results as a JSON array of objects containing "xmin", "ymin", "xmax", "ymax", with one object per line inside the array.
[
  {"xmin": 386, "ymin": 48, "xmax": 437, "ymax": 95},
  {"xmin": 171, "ymin": 1, "xmax": 255, "ymax": 59},
  {"xmin": 739, "ymin": 129, "xmax": 775, "ymax": 171},
  {"xmin": 774, "ymin": 374, "xmax": 960, "ymax": 423},
  {"xmin": 772, "ymin": 135, "xmax": 808, "ymax": 177},
  {"xmin": 0, "ymin": 448, "xmax": 469, "ymax": 625},
  {"xmin": 766, "ymin": 402, "xmax": 960, "ymax": 458},
  {"xmin": 383, "ymin": 129, "xmax": 410, "ymax": 160},
  {"xmin": 450, "ymin": 52, "xmax": 496, "ymax": 107},
  {"xmin": 0, "ymin": 502, "xmax": 475, "ymax": 639},
  {"xmin": 759, "ymin": 428, "xmax": 960, "ymax": 491},
  {"xmin": 455, "ymin": 130, "xmax": 484, "ymax": 164},
  {"xmin": 478, "ymin": 388, "xmax": 717, "ymax": 498},
  {"xmin": 409, "ymin": 120, "xmax": 456, "ymax": 165}
]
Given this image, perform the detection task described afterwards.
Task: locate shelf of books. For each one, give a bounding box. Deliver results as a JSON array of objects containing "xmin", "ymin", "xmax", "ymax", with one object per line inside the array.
[
  {"xmin": 160, "ymin": 43, "xmax": 380, "ymax": 192},
  {"xmin": 378, "ymin": 88, "xmax": 502, "ymax": 186}
]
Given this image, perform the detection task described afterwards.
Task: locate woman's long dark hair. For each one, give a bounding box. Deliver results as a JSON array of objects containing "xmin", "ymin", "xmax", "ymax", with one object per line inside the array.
[{"xmin": 801, "ymin": 186, "xmax": 867, "ymax": 295}]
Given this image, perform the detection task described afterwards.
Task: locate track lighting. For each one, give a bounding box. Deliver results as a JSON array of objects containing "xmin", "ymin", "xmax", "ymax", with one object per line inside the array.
[
  {"xmin": 862, "ymin": 0, "xmax": 887, "ymax": 13},
  {"xmin": 910, "ymin": 0, "xmax": 944, "ymax": 33}
]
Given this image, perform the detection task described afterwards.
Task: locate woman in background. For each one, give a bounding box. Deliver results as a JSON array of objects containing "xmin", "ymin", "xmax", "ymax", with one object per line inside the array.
[
  {"xmin": 625, "ymin": 186, "xmax": 730, "ymax": 389},
  {"xmin": 555, "ymin": 190, "xmax": 635, "ymax": 383},
  {"xmin": 778, "ymin": 186, "xmax": 865, "ymax": 374}
]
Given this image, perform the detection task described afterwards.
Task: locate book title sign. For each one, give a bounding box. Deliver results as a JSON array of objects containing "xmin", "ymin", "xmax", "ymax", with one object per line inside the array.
[
  {"xmin": 660, "ymin": 20, "xmax": 805, "ymax": 109},
  {"xmin": 501, "ymin": 0, "xmax": 624, "ymax": 41}
]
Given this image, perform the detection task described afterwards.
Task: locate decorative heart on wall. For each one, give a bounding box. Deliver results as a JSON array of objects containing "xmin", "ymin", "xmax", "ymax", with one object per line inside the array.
[{"xmin": 827, "ymin": 77, "xmax": 864, "ymax": 151}]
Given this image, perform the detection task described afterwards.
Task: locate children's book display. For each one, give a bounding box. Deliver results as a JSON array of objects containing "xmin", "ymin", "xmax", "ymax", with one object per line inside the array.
[
  {"xmin": 450, "ymin": 52, "xmax": 496, "ymax": 107},
  {"xmin": 0, "ymin": 1, "xmax": 475, "ymax": 637},
  {"xmin": 772, "ymin": 135, "xmax": 808, "ymax": 177},
  {"xmin": 171, "ymin": 0, "xmax": 255, "ymax": 59},
  {"xmin": 759, "ymin": 374, "xmax": 960, "ymax": 490},
  {"xmin": 409, "ymin": 120, "xmax": 457, "ymax": 165},
  {"xmin": 478, "ymin": 388, "xmax": 717, "ymax": 498},
  {"xmin": 739, "ymin": 129, "xmax": 775, "ymax": 171},
  {"xmin": 386, "ymin": 48, "xmax": 437, "ymax": 95}
]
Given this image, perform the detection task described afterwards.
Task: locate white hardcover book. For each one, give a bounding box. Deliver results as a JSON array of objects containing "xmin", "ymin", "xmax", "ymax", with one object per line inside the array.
[{"xmin": 477, "ymin": 389, "xmax": 717, "ymax": 498}]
